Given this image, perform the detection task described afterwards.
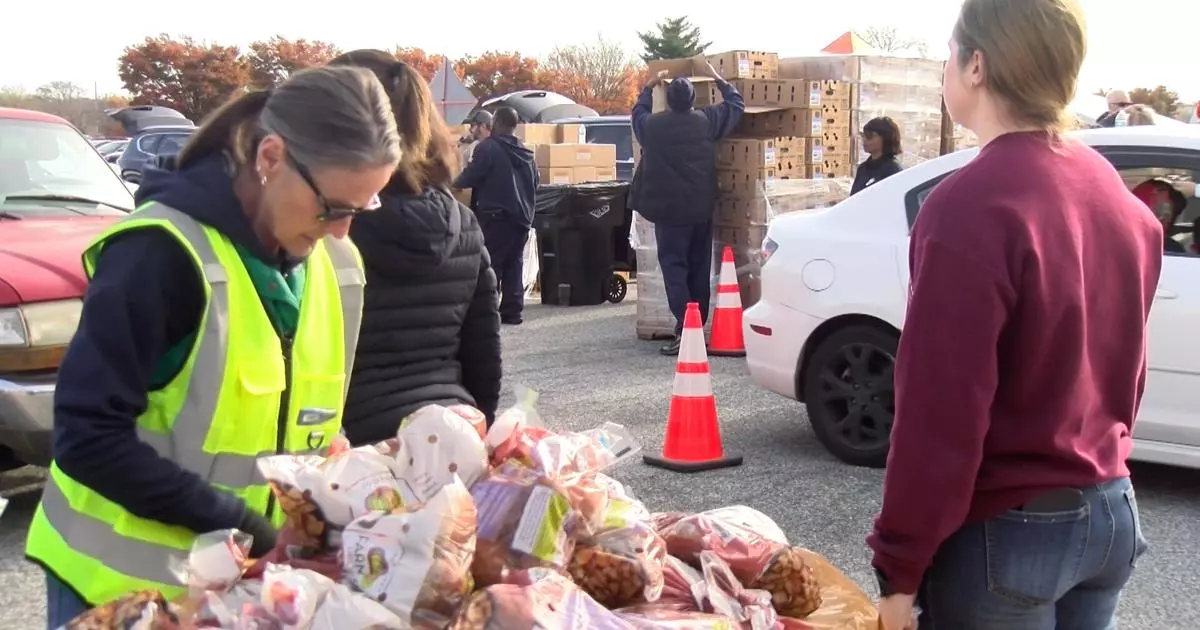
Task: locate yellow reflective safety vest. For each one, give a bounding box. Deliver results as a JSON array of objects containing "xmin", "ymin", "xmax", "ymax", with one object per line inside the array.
[{"xmin": 25, "ymin": 202, "xmax": 364, "ymax": 606}]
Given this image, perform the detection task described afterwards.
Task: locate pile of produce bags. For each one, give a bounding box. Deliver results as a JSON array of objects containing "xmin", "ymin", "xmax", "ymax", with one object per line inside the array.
[{"xmin": 60, "ymin": 393, "xmax": 878, "ymax": 630}]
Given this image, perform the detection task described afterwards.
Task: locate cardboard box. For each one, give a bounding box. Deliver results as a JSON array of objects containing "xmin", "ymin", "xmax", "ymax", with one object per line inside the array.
[
  {"xmin": 539, "ymin": 165, "xmax": 617, "ymax": 185},
  {"xmin": 697, "ymin": 79, "xmax": 810, "ymax": 109},
  {"xmin": 646, "ymin": 57, "xmax": 699, "ymax": 80},
  {"xmin": 807, "ymin": 159, "xmax": 854, "ymax": 179},
  {"xmin": 717, "ymin": 168, "xmax": 776, "ymax": 198},
  {"xmin": 736, "ymin": 109, "xmax": 851, "ymax": 138},
  {"xmin": 809, "ymin": 141, "xmax": 854, "ymax": 164},
  {"xmin": 558, "ymin": 124, "xmax": 586, "ymax": 144},
  {"xmin": 516, "ymin": 124, "xmax": 560, "ymax": 145},
  {"xmin": 716, "ymin": 138, "xmax": 779, "ymax": 171},
  {"xmin": 715, "ymin": 197, "xmax": 771, "ymax": 227},
  {"xmin": 535, "ymin": 143, "xmax": 617, "ymax": 168},
  {"xmin": 806, "ymin": 80, "xmax": 853, "ymax": 107},
  {"xmin": 707, "ymin": 50, "xmax": 779, "ymax": 79}
]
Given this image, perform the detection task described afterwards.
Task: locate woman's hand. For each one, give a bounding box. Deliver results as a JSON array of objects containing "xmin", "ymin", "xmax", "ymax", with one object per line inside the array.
[{"xmin": 878, "ymin": 593, "xmax": 918, "ymax": 630}]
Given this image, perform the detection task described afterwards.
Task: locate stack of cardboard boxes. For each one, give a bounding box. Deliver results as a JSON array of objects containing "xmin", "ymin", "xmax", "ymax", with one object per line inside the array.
[{"xmin": 516, "ymin": 123, "xmax": 618, "ymax": 185}]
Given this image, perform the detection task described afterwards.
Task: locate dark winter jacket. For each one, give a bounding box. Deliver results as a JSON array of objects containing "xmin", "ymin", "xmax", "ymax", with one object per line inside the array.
[
  {"xmin": 342, "ymin": 185, "xmax": 501, "ymax": 445},
  {"xmin": 453, "ymin": 134, "xmax": 539, "ymax": 228},
  {"xmin": 629, "ymin": 79, "xmax": 744, "ymax": 225}
]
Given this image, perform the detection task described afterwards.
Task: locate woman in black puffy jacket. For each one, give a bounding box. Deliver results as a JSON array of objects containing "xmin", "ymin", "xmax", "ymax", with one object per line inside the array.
[{"xmin": 331, "ymin": 50, "xmax": 502, "ymax": 445}]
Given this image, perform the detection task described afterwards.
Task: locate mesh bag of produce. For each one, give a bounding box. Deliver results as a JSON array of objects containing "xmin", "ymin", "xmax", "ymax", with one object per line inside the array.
[
  {"xmin": 567, "ymin": 520, "xmax": 668, "ymax": 609},
  {"xmin": 656, "ymin": 508, "xmax": 822, "ymax": 618},
  {"xmin": 341, "ymin": 477, "xmax": 477, "ymax": 628},
  {"xmin": 447, "ymin": 568, "xmax": 635, "ymax": 630},
  {"xmin": 469, "ymin": 460, "xmax": 583, "ymax": 587},
  {"xmin": 61, "ymin": 591, "xmax": 183, "ymax": 630}
]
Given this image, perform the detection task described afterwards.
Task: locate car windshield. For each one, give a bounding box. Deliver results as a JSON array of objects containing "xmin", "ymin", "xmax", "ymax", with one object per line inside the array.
[
  {"xmin": 0, "ymin": 118, "xmax": 134, "ymax": 213},
  {"xmin": 586, "ymin": 125, "xmax": 634, "ymax": 162}
]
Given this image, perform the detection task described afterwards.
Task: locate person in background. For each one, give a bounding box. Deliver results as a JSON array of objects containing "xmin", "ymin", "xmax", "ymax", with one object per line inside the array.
[
  {"xmin": 25, "ymin": 66, "xmax": 401, "ymax": 628},
  {"xmin": 328, "ymin": 50, "xmax": 502, "ymax": 444},
  {"xmin": 629, "ymin": 61, "xmax": 745, "ymax": 356},
  {"xmin": 850, "ymin": 116, "xmax": 903, "ymax": 195},
  {"xmin": 459, "ymin": 110, "xmax": 492, "ymax": 166},
  {"xmin": 869, "ymin": 0, "xmax": 1158, "ymax": 628},
  {"xmin": 1131, "ymin": 178, "xmax": 1188, "ymax": 253},
  {"xmin": 1096, "ymin": 89, "xmax": 1131, "ymax": 127},
  {"xmin": 1121, "ymin": 103, "xmax": 1156, "ymax": 126},
  {"xmin": 453, "ymin": 106, "xmax": 537, "ymax": 326}
]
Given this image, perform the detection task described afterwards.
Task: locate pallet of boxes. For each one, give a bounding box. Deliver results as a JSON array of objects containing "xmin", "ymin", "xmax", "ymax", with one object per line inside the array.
[
  {"xmin": 632, "ymin": 51, "xmax": 856, "ymax": 340},
  {"xmin": 776, "ymin": 54, "xmax": 977, "ymax": 169}
]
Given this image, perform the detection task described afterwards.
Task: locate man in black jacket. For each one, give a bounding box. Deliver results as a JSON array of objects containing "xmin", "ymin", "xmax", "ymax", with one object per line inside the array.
[
  {"xmin": 629, "ymin": 62, "xmax": 745, "ymax": 355},
  {"xmin": 454, "ymin": 106, "xmax": 538, "ymax": 325}
]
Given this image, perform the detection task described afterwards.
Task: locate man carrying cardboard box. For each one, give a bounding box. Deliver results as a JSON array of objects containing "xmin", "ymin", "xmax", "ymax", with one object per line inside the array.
[
  {"xmin": 629, "ymin": 60, "xmax": 745, "ymax": 355},
  {"xmin": 459, "ymin": 110, "xmax": 492, "ymax": 165},
  {"xmin": 453, "ymin": 106, "xmax": 539, "ymax": 325}
]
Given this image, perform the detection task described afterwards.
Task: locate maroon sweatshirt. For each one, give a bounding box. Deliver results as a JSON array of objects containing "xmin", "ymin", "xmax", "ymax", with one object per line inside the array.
[{"xmin": 867, "ymin": 131, "xmax": 1163, "ymax": 594}]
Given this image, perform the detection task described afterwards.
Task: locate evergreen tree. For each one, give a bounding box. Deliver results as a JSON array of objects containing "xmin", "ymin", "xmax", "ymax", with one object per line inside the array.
[{"xmin": 637, "ymin": 17, "xmax": 710, "ymax": 62}]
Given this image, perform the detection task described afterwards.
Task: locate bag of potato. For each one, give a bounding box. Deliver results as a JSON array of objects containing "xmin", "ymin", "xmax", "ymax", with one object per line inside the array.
[
  {"xmin": 492, "ymin": 421, "xmax": 640, "ymax": 479},
  {"xmin": 258, "ymin": 449, "xmax": 408, "ymax": 551},
  {"xmin": 341, "ymin": 477, "xmax": 477, "ymax": 628},
  {"xmin": 658, "ymin": 508, "xmax": 821, "ymax": 618},
  {"xmin": 448, "ymin": 568, "xmax": 635, "ymax": 630},
  {"xmin": 393, "ymin": 403, "xmax": 490, "ymax": 498},
  {"xmin": 61, "ymin": 591, "xmax": 183, "ymax": 630},
  {"xmin": 696, "ymin": 551, "xmax": 778, "ymax": 630},
  {"xmin": 567, "ymin": 520, "xmax": 667, "ymax": 609},
  {"xmin": 469, "ymin": 460, "xmax": 584, "ymax": 587},
  {"xmin": 776, "ymin": 549, "xmax": 879, "ymax": 630}
]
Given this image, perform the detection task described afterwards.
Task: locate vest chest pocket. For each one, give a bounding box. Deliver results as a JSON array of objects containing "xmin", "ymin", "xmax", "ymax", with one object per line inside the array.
[
  {"xmin": 287, "ymin": 372, "xmax": 346, "ymax": 453},
  {"xmin": 222, "ymin": 356, "xmax": 288, "ymax": 457}
]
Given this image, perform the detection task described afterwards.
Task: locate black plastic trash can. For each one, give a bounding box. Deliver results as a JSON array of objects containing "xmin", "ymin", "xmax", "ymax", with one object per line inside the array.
[{"xmin": 534, "ymin": 181, "xmax": 631, "ymax": 306}]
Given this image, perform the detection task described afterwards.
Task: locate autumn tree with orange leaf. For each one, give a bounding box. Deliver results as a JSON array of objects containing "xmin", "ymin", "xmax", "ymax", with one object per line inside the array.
[
  {"xmin": 393, "ymin": 47, "xmax": 445, "ymax": 82},
  {"xmin": 246, "ymin": 37, "xmax": 341, "ymax": 88},
  {"xmin": 455, "ymin": 51, "xmax": 542, "ymax": 99},
  {"xmin": 543, "ymin": 37, "xmax": 643, "ymax": 114},
  {"xmin": 118, "ymin": 34, "xmax": 250, "ymax": 122}
]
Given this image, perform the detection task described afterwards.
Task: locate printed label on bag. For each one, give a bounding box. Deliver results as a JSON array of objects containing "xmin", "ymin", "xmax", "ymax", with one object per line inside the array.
[{"xmin": 511, "ymin": 485, "xmax": 571, "ymax": 565}]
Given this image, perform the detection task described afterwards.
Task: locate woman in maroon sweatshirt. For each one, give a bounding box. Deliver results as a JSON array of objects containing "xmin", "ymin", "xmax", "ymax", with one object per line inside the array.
[{"xmin": 869, "ymin": 0, "xmax": 1161, "ymax": 628}]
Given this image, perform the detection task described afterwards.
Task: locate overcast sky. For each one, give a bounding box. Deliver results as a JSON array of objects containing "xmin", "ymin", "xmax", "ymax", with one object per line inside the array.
[{"xmin": 2, "ymin": 0, "xmax": 1193, "ymax": 101}]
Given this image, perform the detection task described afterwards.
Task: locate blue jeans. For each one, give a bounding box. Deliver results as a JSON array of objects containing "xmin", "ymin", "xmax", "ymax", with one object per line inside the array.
[
  {"xmin": 918, "ymin": 477, "xmax": 1148, "ymax": 629},
  {"xmin": 45, "ymin": 572, "xmax": 89, "ymax": 629}
]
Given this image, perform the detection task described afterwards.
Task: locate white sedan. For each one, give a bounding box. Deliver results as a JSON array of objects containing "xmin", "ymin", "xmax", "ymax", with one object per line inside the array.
[{"xmin": 744, "ymin": 125, "xmax": 1200, "ymax": 470}]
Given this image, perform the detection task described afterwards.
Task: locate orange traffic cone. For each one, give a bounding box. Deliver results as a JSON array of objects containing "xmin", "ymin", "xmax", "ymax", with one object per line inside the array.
[
  {"xmin": 644, "ymin": 302, "xmax": 744, "ymax": 473},
  {"xmin": 708, "ymin": 246, "xmax": 745, "ymax": 357}
]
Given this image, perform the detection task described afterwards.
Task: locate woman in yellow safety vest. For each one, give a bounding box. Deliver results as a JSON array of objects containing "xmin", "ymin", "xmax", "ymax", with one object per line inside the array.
[{"xmin": 25, "ymin": 65, "xmax": 402, "ymax": 628}]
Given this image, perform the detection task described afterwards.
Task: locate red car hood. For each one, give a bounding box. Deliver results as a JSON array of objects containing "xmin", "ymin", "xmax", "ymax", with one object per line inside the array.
[{"xmin": 0, "ymin": 217, "xmax": 116, "ymax": 306}]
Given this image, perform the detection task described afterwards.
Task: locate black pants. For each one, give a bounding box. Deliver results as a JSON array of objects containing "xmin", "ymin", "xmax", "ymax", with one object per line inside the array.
[
  {"xmin": 480, "ymin": 216, "xmax": 529, "ymax": 320},
  {"xmin": 654, "ymin": 219, "xmax": 713, "ymax": 335}
]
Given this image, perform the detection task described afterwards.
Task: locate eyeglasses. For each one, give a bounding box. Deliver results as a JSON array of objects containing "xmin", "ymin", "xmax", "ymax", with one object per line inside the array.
[{"xmin": 286, "ymin": 152, "xmax": 380, "ymax": 222}]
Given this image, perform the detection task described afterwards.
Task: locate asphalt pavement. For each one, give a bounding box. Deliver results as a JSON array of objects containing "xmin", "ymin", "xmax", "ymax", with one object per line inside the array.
[{"xmin": 3, "ymin": 288, "xmax": 1199, "ymax": 628}]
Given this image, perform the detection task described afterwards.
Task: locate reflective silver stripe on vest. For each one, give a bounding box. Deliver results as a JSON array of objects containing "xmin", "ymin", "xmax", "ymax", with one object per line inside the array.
[
  {"xmin": 41, "ymin": 476, "xmax": 187, "ymax": 588},
  {"xmin": 321, "ymin": 234, "xmax": 365, "ymax": 393},
  {"xmin": 111, "ymin": 207, "xmax": 361, "ymax": 490}
]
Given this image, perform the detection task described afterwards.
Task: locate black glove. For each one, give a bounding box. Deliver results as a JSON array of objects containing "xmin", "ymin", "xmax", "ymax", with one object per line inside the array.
[{"xmin": 237, "ymin": 509, "xmax": 279, "ymax": 559}]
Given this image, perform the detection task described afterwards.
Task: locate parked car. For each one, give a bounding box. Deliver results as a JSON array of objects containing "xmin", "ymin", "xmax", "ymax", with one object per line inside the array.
[
  {"xmin": 116, "ymin": 125, "xmax": 194, "ymax": 184},
  {"xmin": 0, "ymin": 107, "xmax": 134, "ymax": 469},
  {"xmin": 744, "ymin": 125, "xmax": 1200, "ymax": 470},
  {"xmin": 95, "ymin": 138, "xmax": 129, "ymax": 159},
  {"xmin": 106, "ymin": 105, "xmax": 193, "ymax": 135},
  {"xmin": 547, "ymin": 115, "xmax": 634, "ymax": 182}
]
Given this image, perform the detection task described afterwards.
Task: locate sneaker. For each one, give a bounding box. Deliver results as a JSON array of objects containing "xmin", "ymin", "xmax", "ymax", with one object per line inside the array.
[
  {"xmin": 501, "ymin": 316, "xmax": 524, "ymax": 326},
  {"xmin": 659, "ymin": 337, "xmax": 681, "ymax": 356}
]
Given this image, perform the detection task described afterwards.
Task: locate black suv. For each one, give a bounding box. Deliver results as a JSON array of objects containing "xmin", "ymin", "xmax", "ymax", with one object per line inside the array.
[{"xmin": 117, "ymin": 125, "xmax": 195, "ymax": 184}]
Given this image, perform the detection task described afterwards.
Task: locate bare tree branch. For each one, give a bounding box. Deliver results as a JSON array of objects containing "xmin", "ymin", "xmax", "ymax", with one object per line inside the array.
[
  {"xmin": 859, "ymin": 26, "xmax": 927, "ymax": 55},
  {"xmin": 544, "ymin": 35, "xmax": 639, "ymax": 109}
]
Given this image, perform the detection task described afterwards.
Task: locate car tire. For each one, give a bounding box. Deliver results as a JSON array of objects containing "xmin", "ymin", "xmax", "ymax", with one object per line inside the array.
[{"xmin": 802, "ymin": 325, "xmax": 898, "ymax": 468}]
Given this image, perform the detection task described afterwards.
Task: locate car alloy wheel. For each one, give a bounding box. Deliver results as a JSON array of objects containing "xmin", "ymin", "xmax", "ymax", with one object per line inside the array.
[{"xmin": 802, "ymin": 325, "xmax": 898, "ymax": 468}]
